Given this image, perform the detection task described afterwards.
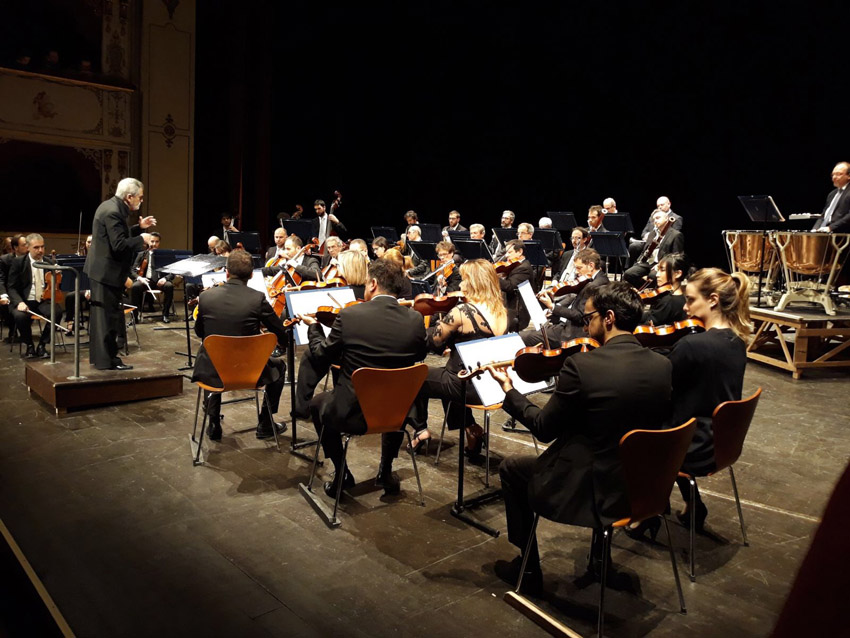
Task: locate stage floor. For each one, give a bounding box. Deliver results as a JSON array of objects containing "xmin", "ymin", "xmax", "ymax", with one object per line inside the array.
[{"xmin": 0, "ymin": 318, "xmax": 848, "ymax": 637}]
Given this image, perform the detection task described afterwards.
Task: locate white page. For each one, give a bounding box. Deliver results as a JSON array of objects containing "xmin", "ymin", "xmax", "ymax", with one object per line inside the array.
[
  {"xmin": 517, "ymin": 280, "xmax": 547, "ymax": 330},
  {"xmin": 285, "ymin": 287, "xmax": 357, "ymax": 345},
  {"xmin": 201, "ymin": 271, "xmax": 227, "ymax": 289},
  {"xmin": 455, "ymin": 333, "xmax": 547, "ymax": 407}
]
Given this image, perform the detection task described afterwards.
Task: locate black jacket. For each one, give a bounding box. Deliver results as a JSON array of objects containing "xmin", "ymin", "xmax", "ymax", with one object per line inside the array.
[
  {"xmin": 84, "ymin": 196, "xmax": 146, "ymax": 287},
  {"xmin": 812, "ymin": 186, "xmax": 850, "ymax": 232}
]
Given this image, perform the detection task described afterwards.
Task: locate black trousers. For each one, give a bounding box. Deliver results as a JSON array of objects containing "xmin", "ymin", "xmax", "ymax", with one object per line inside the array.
[
  {"xmin": 294, "ymin": 349, "xmax": 339, "ymax": 418},
  {"xmin": 416, "ymin": 365, "xmax": 481, "ymax": 432},
  {"xmin": 500, "ymin": 455, "xmax": 541, "ymax": 567},
  {"xmin": 12, "ymin": 299, "xmax": 60, "ymax": 345},
  {"xmin": 89, "ymin": 280, "xmax": 124, "ymax": 369},
  {"xmin": 519, "ymin": 321, "xmax": 578, "ymax": 347},
  {"xmin": 623, "ymin": 262, "xmax": 655, "ymax": 288},
  {"xmin": 205, "ymin": 361, "xmax": 286, "ymax": 426}
]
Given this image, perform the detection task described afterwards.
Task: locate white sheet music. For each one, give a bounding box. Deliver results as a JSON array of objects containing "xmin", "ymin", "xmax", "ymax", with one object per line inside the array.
[
  {"xmin": 248, "ymin": 270, "xmax": 271, "ymax": 303},
  {"xmin": 517, "ymin": 280, "xmax": 547, "ymax": 330},
  {"xmin": 201, "ymin": 272, "xmax": 227, "ymax": 288},
  {"xmin": 284, "ymin": 287, "xmax": 357, "ymax": 345},
  {"xmin": 455, "ymin": 334, "xmax": 547, "ymax": 407}
]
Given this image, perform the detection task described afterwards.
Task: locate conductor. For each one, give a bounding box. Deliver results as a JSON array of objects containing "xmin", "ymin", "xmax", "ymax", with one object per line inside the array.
[{"xmin": 84, "ymin": 178, "xmax": 156, "ymax": 370}]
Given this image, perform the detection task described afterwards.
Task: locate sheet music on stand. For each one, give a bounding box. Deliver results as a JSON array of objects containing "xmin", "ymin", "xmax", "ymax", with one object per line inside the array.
[
  {"xmin": 447, "ymin": 230, "xmax": 471, "ymax": 242},
  {"xmin": 602, "ymin": 213, "xmax": 634, "ymax": 234},
  {"xmin": 493, "ymin": 228, "xmax": 516, "ymax": 249},
  {"xmin": 532, "ymin": 229, "xmax": 562, "ymax": 254},
  {"xmin": 409, "ymin": 242, "xmax": 438, "ymax": 264},
  {"xmin": 517, "ymin": 280, "xmax": 547, "ymax": 330},
  {"xmin": 284, "ymin": 287, "xmax": 356, "ymax": 345},
  {"xmin": 159, "ymin": 254, "xmax": 226, "ymax": 277},
  {"xmin": 226, "ymin": 231, "xmax": 261, "ymax": 254},
  {"xmin": 201, "ymin": 271, "xmax": 227, "ymax": 288},
  {"xmin": 455, "ymin": 334, "xmax": 547, "ymax": 407}
]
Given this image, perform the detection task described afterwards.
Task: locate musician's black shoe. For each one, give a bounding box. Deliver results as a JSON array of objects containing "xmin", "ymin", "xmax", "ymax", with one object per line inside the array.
[
  {"xmin": 207, "ymin": 419, "xmax": 223, "ymax": 442},
  {"xmin": 375, "ymin": 462, "xmax": 400, "ymax": 495},
  {"xmin": 256, "ymin": 420, "xmax": 287, "ymax": 440},
  {"xmin": 23, "ymin": 344, "xmax": 36, "ymax": 358},
  {"xmin": 35, "ymin": 342, "xmax": 48, "ymax": 358},
  {"xmin": 323, "ymin": 469, "xmax": 355, "ymax": 498},
  {"xmin": 493, "ymin": 556, "xmax": 543, "ymax": 596},
  {"xmin": 161, "ymin": 315, "xmax": 170, "ymax": 324},
  {"xmin": 111, "ymin": 363, "xmax": 134, "ymax": 371},
  {"xmin": 132, "ymin": 311, "xmax": 141, "ymax": 324}
]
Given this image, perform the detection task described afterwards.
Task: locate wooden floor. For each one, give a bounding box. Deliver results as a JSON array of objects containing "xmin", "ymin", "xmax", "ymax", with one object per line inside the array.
[{"xmin": 0, "ymin": 316, "xmax": 848, "ymax": 637}]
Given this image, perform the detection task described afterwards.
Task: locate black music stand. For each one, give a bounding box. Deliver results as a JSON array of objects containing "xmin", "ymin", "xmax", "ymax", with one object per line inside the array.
[
  {"xmin": 589, "ymin": 231, "xmax": 630, "ymax": 275},
  {"xmin": 159, "ymin": 254, "xmax": 225, "ymax": 371},
  {"xmin": 548, "ymin": 212, "xmax": 578, "ymax": 232},
  {"xmin": 603, "ymin": 213, "xmax": 634, "ymax": 234},
  {"xmin": 226, "ymin": 231, "xmax": 261, "ymax": 255},
  {"xmin": 283, "ymin": 219, "xmax": 316, "ymax": 245},
  {"xmin": 738, "ymin": 195, "xmax": 785, "ymax": 307},
  {"xmin": 409, "ymin": 279, "xmax": 431, "ymax": 296},
  {"xmin": 447, "ymin": 230, "xmax": 471, "ymax": 242},
  {"xmin": 149, "ymin": 249, "xmax": 193, "ymax": 331},
  {"xmin": 409, "ymin": 241, "xmax": 438, "ymax": 265},
  {"xmin": 453, "ymin": 239, "xmax": 492, "ymax": 262},
  {"xmin": 532, "ymin": 229, "xmax": 563, "ymax": 255},
  {"xmin": 370, "ymin": 226, "xmax": 400, "ymax": 242},
  {"xmin": 418, "ymin": 223, "xmax": 443, "ymax": 243},
  {"xmin": 492, "ymin": 228, "xmax": 516, "ymax": 254},
  {"xmin": 520, "ymin": 240, "xmax": 548, "ymax": 267}
]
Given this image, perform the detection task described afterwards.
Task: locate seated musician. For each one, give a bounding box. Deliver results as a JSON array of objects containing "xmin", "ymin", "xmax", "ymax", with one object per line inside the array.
[
  {"xmin": 260, "ymin": 235, "xmax": 320, "ymax": 281},
  {"xmin": 409, "ymin": 260, "xmax": 508, "ymax": 454},
  {"xmin": 128, "ymin": 232, "xmax": 175, "ymax": 323},
  {"xmin": 641, "ymin": 252, "xmax": 690, "ymax": 326},
  {"xmin": 300, "ymin": 260, "xmax": 426, "ymax": 497},
  {"xmin": 213, "ymin": 240, "xmax": 231, "ymax": 257},
  {"xmin": 192, "ymin": 249, "xmax": 288, "ymax": 441},
  {"xmin": 812, "ymin": 161, "xmax": 850, "ymax": 233},
  {"xmin": 8, "ymin": 233, "xmax": 62, "ymax": 358},
  {"xmin": 348, "ymin": 238, "xmax": 370, "ymax": 262},
  {"xmin": 207, "ymin": 236, "xmax": 220, "ymax": 254},
  {"xmin": 468, "ymin": 223, "xmax": 486, "ymax": 241},
  {"xmin": 320, "ymin": 236, "xmax": 344, "ymax": 271},
  {"xmin": 404, "ymin": 226, "xmax": 429, "ymax": 278},
  {"xmin": 629, "ymin": 196, "xmax": 684, "ymax": 262},
  {"xmin": 381, "ymin": 248, "xmax": 413, "ymax": 299},
  {"xmin": 486, "ymin": 282, "xmax": 673, "ymax": 591},
  {"xmin": 553, "ymin": 227, "xmax": 590, "ymax": 282},
  {"xmin": 434, "ymin": 241, "xmax": 462, "ymax": 294},
  {"xmin": 623, "ymin": 209, "xmax": 685, "ymax": 288},
  {"xmin": 371, "ymin": 236, "xmax": 390, "ymax": 259},
  {"xmin": 521, "ymin": 248, "xmax": 609, "ymax": 345},
  {"xmin": 493, "ymin": 223, "xmax": 533, "ymax": 262},
  {"xmin": 264, "ymin": 228, "xmax": 288, "ymax": 262},
  {"xmin": 1, "ymin": 234, "xmax": 30, "ymax": 341},
  {"xmin": 65, "ymin": 234, "xmax": 93, "ymax": 333},
  {"xmin": 499, "ymin": 239, "xmax": 535, "ymax": 331},
  {"xmin": 489, "ymin": 210, "xmax": 515, "ymax": 255},
  {"xmin": 336, "ymin": 250, "xmax": 368, "ymax": 298}
]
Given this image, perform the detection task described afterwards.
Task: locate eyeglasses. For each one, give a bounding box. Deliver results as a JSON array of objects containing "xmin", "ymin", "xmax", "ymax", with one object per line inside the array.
[{"xmin": 581, "ymin": 310, "xmax": 600, "ymax": 326}]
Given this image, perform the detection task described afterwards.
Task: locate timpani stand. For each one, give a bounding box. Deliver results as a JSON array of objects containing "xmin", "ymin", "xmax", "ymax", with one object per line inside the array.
[{"xmin": 773, "ymin": 231, "xmax": 850, "ymax": 316}]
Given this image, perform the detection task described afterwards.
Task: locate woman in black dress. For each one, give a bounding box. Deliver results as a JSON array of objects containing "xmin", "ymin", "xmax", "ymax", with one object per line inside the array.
[
  {"xmin": 641, "ymin": 252, "xmax": 690, "ymax": 326},
  {"xmin": 670, "ymin": 267, "xmax": 751, "ymax": 530}
]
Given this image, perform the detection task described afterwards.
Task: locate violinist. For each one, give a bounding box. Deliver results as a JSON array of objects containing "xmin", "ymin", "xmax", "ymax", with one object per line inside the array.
[
  {"xmin": 0, "ymin": 234, "xmax": 29, "ymax": 341},
  {"xmin": 498, "ymin": 239, "xmax": 534, "ymax": 330},
  {"xmin": 7, "ymin": 233, "xmax": 61, "ymax": 358},
  {"xmin": 129, "ymin": 232, "xmax": 175, "ymax": 324},
  {"xmin": 264, "ymin": 228, "xmax": 288, "ymax": 263},
  {"xmin": 623, "ymin": 209, "xmax": 685, "ymax": 288},
  {"xmin": 381, "ymin": 248, "xmax": 414, "ymax": 298},
  {"xmin": 260, "ymin": 235, "xmax": 320, "ymax": 281},
  {"xmin": 348, "ymin": 238, "xmax": 370, "ymax": 262},
  {"xmin": 641, "ymin": 252, "xmax": 689, "ymax": 326},
  {"xmin": 312, "ymin": 198, "xmax": 347, "ymax": 252},
  {"xmin": 336, "ymin": 250, "xmax": 368, "ymax": 298},
  {"xmin": 486, "ymin": 282, "xmax": 673, "ymax": 590},
  {"xmin": 212, "ymin": 240, "xmax": 232, "ymax": 257},
  {"xmin": 659, "ymin": 268, "xmax": 750, "ymax": 537},
  {"xmin": 468, "ymin": 223, "xmax": 486, "ymax": 241},
  {"xmin": 434, "ymin": 241, "xmax": 462, "ymax": 295},
  {"xmin": 404, "ymin": 226, "xmax": 429, "ymax": 278},
  {"xmin": 521, "ymin": 248, "xmax": 608, "ymax": 346},
  {"xmin": 409, "ymin": 259, "xmax": 508, "ymax": 455},
  {"xmin": 371, "ymin": 236, "xmax": 390, "ymax": 259},
  {"xmin": 553, "ymin": 227, "xmax": 590, "ymax": 282}
]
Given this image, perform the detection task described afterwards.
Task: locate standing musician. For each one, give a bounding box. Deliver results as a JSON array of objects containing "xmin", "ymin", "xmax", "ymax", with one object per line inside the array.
[
  {"xmin": 260, "ymin": 235, "xmax": 320, "ymax": 281},
  {"xmin": 264, "ymin": 228, "xmax": 288, "ymax": 263},
  {"xmin": 812, "ymin": 161, "xmax": 850, "ymax": 233},
  {"xmin": 553, "ymin": 227, "xmax": 591, "ymax": 282},
  {"xmin": 499, "ymin": 239, "xmax": 535, "ymax": 331},
  {"xmin": 521, "ymin": 248, "xmax": 609, "ymax": 345},
  {"xmin": 409, "ymin": 260, "xmax": 508, "ymax": 454},
  {"xmin": 434, "ymin": 241, "xmax": 462, "ymax": 295},
  {"xmin": 85, "ymin": 178, "xmax": 156, "ymax": 370},
  {"xmin": 486, "ymin": 282, "xmax": 673, "ymax": 590},
  {"xmin": 192, "ymin": 249, "xmax": 288, "ymax": 442},
  {"xmin": 312, "ymin": 198, "xmax": 347, "ymax": 252},
  {"xmin": 1, "ymin": 234, "xmax": 29, "ymax": 341},
  {"xmin": 641, "ymin": 252, "xmax": 690, "ymax": 326},
  {"xmin": 404, "ymin": 226, "xmax": 429, "ymax": 278},
  {"xmin": 220, "ymin": 213, "xmax": 239, "ymax": 243},
  {"xmin": 300, "ymin": 260, "xmax": 426, "ymax": 497},
  {"xmin": 129, "ymin": 232, "xmax": 175, "ymax": 324},
  {"xmin": 623, "ymin": 209, "xmax": 685, "ymax": 288},
  {"xmin": 8, "ymin": 233, "xmax": 62, "ymax": 358},
  {"xmin": 663, "ymin": 268, "xmax": 750, "ymax": 536}
]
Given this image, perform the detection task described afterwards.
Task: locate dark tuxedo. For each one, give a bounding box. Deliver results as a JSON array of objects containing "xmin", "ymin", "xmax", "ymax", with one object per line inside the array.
[
  {"xmin": 265, "ymin": 246, "xmax": 283, "ymax": 262},
  {"xmin": 406, "ymin": 242, "xmax": 430, "ymax": 278},
  {"xmin": 442, "ymin": 223, "xmax": 468, "ymax": 234},
  {"xmin": 307, "ymin": 295, "xmax": 426, "ymax": 469},
  {"xmin": 623, "ymin": 228, "xmax": 685, "ymax": 288},
  {"xmin": 260, "ymin": 254, "xmax": 320, "ymax": 280},
  {"xmin": 191, "ymin": 278, "xmax": 288, "ymax": 426},
  {"xmin": 553, "ymin": 249, "xmax": 576, "ymax": 281},
  {"xmin": 812, "ymin": 186, "xmax": 850, "ymax": 233},
  {"xmin": 129, "ymin": 250, "xmax": 175, "ymax": 317},
  {"xmin": 499, "ymin": 259, "xmax": 535, "ymax": 330},
  {"xmin": 8, "ymin": 254, "xmax": 61, "ymax": 345},
  {"xmin": 84, "ymin": 196, "xmax": 146, "ymax": 368},
  {"xmin": 311, "ymin": 215, "xmax": 347, "ymax": 249},
  {"xmin": 499, "ymin": 333, "xmax": 672, "ymax": 565}
]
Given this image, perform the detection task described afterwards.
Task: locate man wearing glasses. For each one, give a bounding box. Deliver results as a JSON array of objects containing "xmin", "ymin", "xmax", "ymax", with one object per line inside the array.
[{"xmin": 487, "ymin": 281, "xmax": 672, "ymax": 592}]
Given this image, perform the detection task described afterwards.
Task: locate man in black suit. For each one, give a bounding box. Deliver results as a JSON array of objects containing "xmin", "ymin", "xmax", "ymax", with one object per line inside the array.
[
  {"xmin": 812, "ymin": 161, "xmax": 850, "ymax": 233},
  {"xmin": 312, "ymin": 199, "xmax": 347, "ymax": 252},
  {"xmin": 488, "ymin": 281, "xmax": 672, "ymax": 591},
  {"xmin": 521, "ymin": 248, "xmax": 609, "ymax": 345},
  {"xmin": 587, "ymin": 205, "xmax": 608, "ymax": 233},
  {"xmin": 319, "ymin": 236, "xmax": 344, "ymax": 271},
  {"xmin": 499, "ymin": 239, "xmax": 535, "ymax": 331},
  {"xmin": 84, "ymin": 178, "xmax": 156, "ymax": 370},
  {"xmin": 192, "ymin": 249, "xmax": 288, "ymax": 441},
  {"xmin": 623, "ymin": 209, "xmax": 685, "ymax": 288},
  {"xmin": 128, "ymin": 232, "xmax": 175, "ymax": 323},
  {"xmin": 489, "ymin": 210, "xmax": 515, "ymax": 255},
  {"xmin": 8, "ymin": 233, "xmax": 61, "ymax": 358},
  {"xmin": 264, "ymin": 227, "xmax": 288, "ymax": 262},
  {"xmin": 260, "ymin": 235, "xmax": 320, "ymax": 281},
  {"xmin": 553, "ymin": 227, "xmax": 590, "ymax": 281},
  {"xmin": 0, "ymin": 234, "xmax": 29, "ymax": 342},
  {"xmin": 404, "ymin": 225, "xmax": 430, "ymax": 279},
  {"xmin": 441, "ymin": 210, "xmax": 467, "ymax": 238},
  {"xmin": 629, "ymin": 196, "xmax": 684, "ymax": 263},
  {"xmin": 301, "ymin": 260, "xmax": 426, "ymax": 496}
]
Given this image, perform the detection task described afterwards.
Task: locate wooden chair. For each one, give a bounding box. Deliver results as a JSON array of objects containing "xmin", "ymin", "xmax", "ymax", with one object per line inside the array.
[
  {"xmin": 678, "ymin": 387, "xmax": 762, "ymax": 581},
  {"xmin": 189, "ymin": 333, "xmax": 280, "ymax": 465},
  {"xmin": 300, "ymin": 363, "xmax": 428, "ymax": 528},
  {"xmin": 508, "ymin": 419, "xmax": 696, "ymax": 638}
]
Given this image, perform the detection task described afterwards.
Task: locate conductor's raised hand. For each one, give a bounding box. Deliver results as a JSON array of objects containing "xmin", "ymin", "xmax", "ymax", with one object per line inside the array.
[{"xmin": 139, "ymin": 216, "xmax": 157, "ymax": 229}]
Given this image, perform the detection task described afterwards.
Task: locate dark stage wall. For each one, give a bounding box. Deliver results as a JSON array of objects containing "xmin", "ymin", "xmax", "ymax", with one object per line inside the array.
[{"xmin": 195, "ymin": 2, "xmax": 844, "ymax": 269}]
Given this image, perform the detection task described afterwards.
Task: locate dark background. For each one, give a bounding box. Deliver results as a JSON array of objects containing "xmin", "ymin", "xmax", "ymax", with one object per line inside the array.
[{"xmin": 194, "ymin": 1, "xmax": 845, "ymax": 268}]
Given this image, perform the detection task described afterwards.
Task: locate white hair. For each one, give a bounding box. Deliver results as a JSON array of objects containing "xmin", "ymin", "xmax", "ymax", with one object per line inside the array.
[
  {"xmin": 538, "ymin": 217, "xmax": 553, "ymax": 228},
  {"xmin": 115, "ymin": 177, "xmax": 143, "ymax": 199},
  {"xmin": 517, "ymin": 222, "xmax": 534, "ymax": 235},
  {"xmin": 469, "ymin": 223, "xmax": 485, "ymax": 234},
  {"xmin": 408, "ymin": 225, "xmax": 421, "ymax": 235},
  {"xmin": 326, "ymin": 236, "xmax": 343, "ymax": 247},
  {"xmin": 602, "ymin": 197, "xmax": 616, "ymax": 208},
  {"xmin": 207, "ymin": 235, "xmax": 220, "ymax": 245}
]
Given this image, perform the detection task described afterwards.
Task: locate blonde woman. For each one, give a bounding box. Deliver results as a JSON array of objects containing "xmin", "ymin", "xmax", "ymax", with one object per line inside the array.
[{"xmin": 336, "ymin": 250, "xmax": 368, "ymax": 299}]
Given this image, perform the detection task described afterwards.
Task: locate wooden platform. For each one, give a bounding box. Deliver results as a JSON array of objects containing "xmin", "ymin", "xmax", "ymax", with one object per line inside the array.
[
  {"xmin": 24, "ymin": 359, "xmax": 183, "ymax": 415},
  {"xmin": 747, "ymin": 305, "xmax": 850, "ymax": 379}
]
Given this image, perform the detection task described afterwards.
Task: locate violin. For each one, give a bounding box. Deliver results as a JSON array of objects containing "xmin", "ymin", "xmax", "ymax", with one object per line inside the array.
[
  {"xmin": 538, "ymin": 275, "xmax": 590, "ymax": 299},
  {"xmin": 284, "ymin": 299, "xmax": 362, "ymax": 329},
  {"xmin": 639, "ymin": 283, "xmax": 673, "ymax": 301},
  {"xmin": 633, "ymin": 318, "xmax": 705, "ymax": 348},
  {"xmin": 137, "ymin": 253, "xmax": 149, "ymax": 278},
  {"xmin": 42, "ymin": 250, "xmax": 64, "ymax": 304},
  {"xmin": 293, "ymin": 277, "xmax": 347, "ymax": 291},
  {"xmin": 411, "ymin": 291, "xmax": 464, "ymax": 317},
  {"xmin": 494, "ymin": 256, "xmax": 522, "ymax": 276}
]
